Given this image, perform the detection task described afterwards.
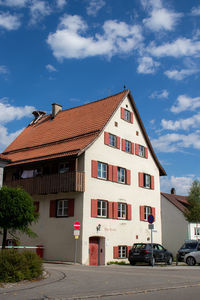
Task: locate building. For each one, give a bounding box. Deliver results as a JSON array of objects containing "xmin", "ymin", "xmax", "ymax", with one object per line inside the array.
[
  {"xmin": 161, "ymin": 190, "xmax": 200, "ymax": 256},
  {"xmin": 0, "ymin": 154, "xmax": 10, "ymax": 188},
  {"xmin": 0, "ymin": 89, "xmax": 166, "ymax": 265}
]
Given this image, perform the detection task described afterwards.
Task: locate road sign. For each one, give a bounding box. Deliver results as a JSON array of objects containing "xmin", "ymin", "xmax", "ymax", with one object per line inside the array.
[
  {"xmin": 74, "ymin": 230, "xmax": 80, "ymax": 236},
  {"xmin": 73, "ymin": 221, "xmax": 81, "ymax": 230},
  {"xmin": 148, "ymin": 224, "xmax": 154, "ymax": 230},
  {"xmin": 148, "ymin": 215, "xmax": 154, "ymax": 224}
]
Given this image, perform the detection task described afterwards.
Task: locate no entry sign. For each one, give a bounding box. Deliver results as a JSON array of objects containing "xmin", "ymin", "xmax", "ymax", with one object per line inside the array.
[{"xmin": 73, "ymin": 221, "xmax": 81, "ymax": 230}]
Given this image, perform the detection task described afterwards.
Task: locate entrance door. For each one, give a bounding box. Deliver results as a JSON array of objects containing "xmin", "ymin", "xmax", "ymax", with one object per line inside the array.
[{"xmin": 89, "ymin": 237, "xmax": 99, "ymax": 266}]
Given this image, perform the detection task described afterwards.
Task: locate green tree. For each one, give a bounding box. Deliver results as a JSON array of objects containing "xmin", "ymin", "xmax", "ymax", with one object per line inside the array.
[
  {"xmin": 0, "ymin": 186, "xmax": 38, "ymax": 249},
  {"xmin": 184, "ymin": 180, "xmax": 200, "ymax": 222}
]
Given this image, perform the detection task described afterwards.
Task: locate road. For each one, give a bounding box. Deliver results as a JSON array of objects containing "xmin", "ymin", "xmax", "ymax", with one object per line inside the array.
[{"xmin": 1, "ymin": 263, "xmax": 200, "ymax": 299}]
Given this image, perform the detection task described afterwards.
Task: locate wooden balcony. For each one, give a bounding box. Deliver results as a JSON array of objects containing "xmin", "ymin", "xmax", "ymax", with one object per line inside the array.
[{"xmin": 4, "ymin": 172, "xmax": 85, "ymax": 195}]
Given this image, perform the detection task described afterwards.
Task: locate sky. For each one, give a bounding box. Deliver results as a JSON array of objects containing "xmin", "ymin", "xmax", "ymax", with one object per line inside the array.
[{"xmin": 0, "ymin": 0, "xmax": 200, "ymax": 196}]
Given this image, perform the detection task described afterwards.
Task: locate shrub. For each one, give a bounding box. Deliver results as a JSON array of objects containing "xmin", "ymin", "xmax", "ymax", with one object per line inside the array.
[{"xmin": 0, "ymin": 250, "xmax": 43, "ymax": 282}]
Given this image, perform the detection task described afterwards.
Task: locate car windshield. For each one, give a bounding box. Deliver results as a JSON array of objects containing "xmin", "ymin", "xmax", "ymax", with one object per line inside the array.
[{"xmin": 181, "ymin": 242, "xmax": 198, "ymax": 249}]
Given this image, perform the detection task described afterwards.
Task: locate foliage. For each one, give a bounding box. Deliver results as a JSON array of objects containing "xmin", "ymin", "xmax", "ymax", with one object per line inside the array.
[
  {"xmin": 184, "ymin": 180, "xmax": 200, "ymax": 223},
  {"xmin": 0, "ymin": 250, "xmax": 43, "ymax": 282},
  {"xmin": 0, "ymin": 186, "xmax": 39, "ymax": 248},
  {"xmin": 107, "ymin": 261, "xmax": 127, "ymax": 265}
]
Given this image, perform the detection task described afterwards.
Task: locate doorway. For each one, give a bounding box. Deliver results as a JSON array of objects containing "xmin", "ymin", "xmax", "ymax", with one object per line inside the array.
[{"xmin": 89, "ymin": 236, "xmax": 105, "ymax": 266}]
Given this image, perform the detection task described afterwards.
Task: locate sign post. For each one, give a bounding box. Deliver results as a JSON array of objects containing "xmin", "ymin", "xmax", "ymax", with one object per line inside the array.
[
  {"xmin": 148, "ymin": 215, "xmax": 154, "ymax": 267},
  {"xmin": 73, "ymin": 221, "xmax": 80, "ymax": 264}
]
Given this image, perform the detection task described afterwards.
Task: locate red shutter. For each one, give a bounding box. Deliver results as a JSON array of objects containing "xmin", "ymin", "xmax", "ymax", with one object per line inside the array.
[
  {"xmin": 151, "ymin": 176, "xmax": 154, "ymax": 190},
  {"xmin": 91, "ymin": 199, "xmax": 97, "ymax": 217},
  {"xmin": 50, "ymin": 200, "xmax": 56, "ymax": 217},
  {"xmin": 104, "ymin": 132, "xmax": 109, "ymax": 145},
  {"xmin": 117, "ymin": 136, "xmax": 120, "ymax": 149},
  {"xmin": 138, "ymin": 172, "xmax": 144, "ymax": 187},
  {"xmin": 130, "ymin": 112, "xmax": 133, "ymax": 123},
  {"xmin": 91, "ymin": 160, "xmax": 98, "ymax": 178},
  {"xmin": 68, "ymin": 199, "xmax": 74, "ymax": 217},
  {"xmin": 145, "ymin": 147, "xmax": 148, "ymax": 158},
  {"xmin": 108, "ymin": 164, "xmax": 113, "ymax": 181},
  {"xmin": 34, "ymin": 201, "xmax": 39, "ymax": 213},
  {"xmin": 112, "ymin": 166, "xmax": 118, "ymax": 182},
  {"xmin": 127, "ymin": 246, "xmax": 131, "ymax": 257},
  {"xmin": 113, "ymin": 202, "xmax": 118, "ymax": 219},
  {"xmin": 140, "ymin": 206, "xmax": 145, "ymax": 221},
  {"xmin": 113, "ymin": 246, "xmax": 119, "ymax": 259},
  {"xmin": 122, "ymin": 139, "xmax": 125, "ymax": 151},
  {"xmin": 127, "ymin": 204, "xmax": 132, "ymax": 220},
  {"xmin": 126, "ymin": 169, "xmax": 131, "ymax": 185},
  {"xmin": 121, "ymin": 107, "xmax": 125, "ymax": 120},
  {"xmin": 131, "ymin": 142, "xmax": 134, "ymax": 154},
  {"xmin": 135, "ymin": 144, "xmax": 139, "ymax": 155},
  {"xmin": 108, "ymin": 201, "xmax": 113, "ymax": 219},
  {"xmin": 152, "ymin": 207, "xmax": 156, "ymax": 222}
]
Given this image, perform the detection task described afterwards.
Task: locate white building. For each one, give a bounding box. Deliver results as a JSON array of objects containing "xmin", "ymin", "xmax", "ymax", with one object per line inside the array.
[{"xmin": 1, "ymin": 89, "xmax": 166, "ymax": 265}]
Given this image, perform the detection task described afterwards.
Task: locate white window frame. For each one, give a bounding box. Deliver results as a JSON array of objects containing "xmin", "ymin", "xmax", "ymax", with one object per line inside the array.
[
  {"xmin": 118, "ymin": 203, "xmax": 127, "ymax": 219},
  {"xmin": 97, "ymin": 200, "xmax": 107, "ymax": 218},
  {"xmin": 109, "ymin": 134, "xmax": 117, "ymax": 147},
  {"xmin": 118, "ymin": 246, "xmax": 127, "ymax": 258},
  {"xmin": 125, "ymin": 140, "xmax": 131, "ymax": 153},
  {"xmin": 97, "ymin": 162, "xmax": 107, "ymax": 180},
  {"xmin": 124, "ymin": 109, "xmax": 131, "ymax": 122},
  {"xmin": 57, "ymin": 199, "xmax": 68, "ymax": 217},
  {"xmin": 144, "ymin": 174, "xmax": 151, "ymax": 188},
  {"xmin": 144, "ymin": 206, "xmax": 152, "ymax": 221},
  {"xmin": 117, "ymin": 167, "xmax": 126, "ymax": 183},
  {"xmin": 139, "ymin": 145, "xmax": 145, "ymax": 157},
  {"xmin": 194, "ymin": 227, "xmax": 200, "ymax": 236}
]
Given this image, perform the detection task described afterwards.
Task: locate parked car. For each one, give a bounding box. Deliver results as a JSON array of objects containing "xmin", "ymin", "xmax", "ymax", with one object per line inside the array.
[
  {"xmin": 128, "ymin": 243, "xmax": 173, "ymax": 266},
  {"xmin": 176, "ymin": 240, "xmax": 200, "ymax": 262},
  {"xmin": 184, "ymin": 249, "xmax": 200, "ymax": 266}
]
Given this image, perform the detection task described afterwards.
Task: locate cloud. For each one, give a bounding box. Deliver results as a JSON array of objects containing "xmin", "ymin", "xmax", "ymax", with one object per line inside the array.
[
  {"xmin": 151, "ymin": 131, "xmax": 200, "ymax": 152},
  {"xmin": 171, "ymin": 94, "xmax": 200, "ymax": 113},
  {"xmin": 150, "ymin": 89, "xmax": 169, "ymax": 99},
  {"xmin": 56, "ymin": 0, "xmax": 66, "ymax": 9},
  {"xmin": 29, "ymin": 0, "xmax": 51, "ymax": 25},
  {"xmin": 0, "ymin": 125, "xmax": 23, "ymax": 152},
  {"xmin": 47, "ymin": 14, "xmax": 143, "ymax": 60},
  {"xmin": 164, "ymin": 68, "xmax": 198, "ymax": 80},
  {"xmin": 46, "ymin": 64, "xmax": 57, "ymax": 72},
  {"xmin": 86, "ymin": 0, "xmax": 105, "ymax": 17},
  {"xmin": 160, "ymin": 175, "xmax": 195, "ymax": 195},
  {"xmin": 137, "ymin": 56, "xmax": 160, "ymax": 74},
  {"xmin": 148, "ymin": 38, "xmax": 200, "ymax": 58},
  {"xmin": 0, "ymin": 0, "xmax": 28, "ymax": 7},
  {"xmin": 0, "ymin": 65, "xmax": 9, "ymax": 75},
  {"xmin": 0, "ymin": 11, "xmax": 21, "ymax": 30},
  {"xmin": 161, "ymin": 113, "xmax": 200, "ymax": 131},
  {"xmin": 191, "ymin": 6, "xmax": 200, "ymax": 16}
]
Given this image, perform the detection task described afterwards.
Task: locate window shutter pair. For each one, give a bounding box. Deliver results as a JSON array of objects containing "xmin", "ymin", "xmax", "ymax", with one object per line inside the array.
[
  {"xmin": 113, "ymin": 246, "xmax": 130, "ymax": 258},
  {"xmin": 104, "ymin": 132, "xmax": 120, "ymax": 149},
  {"xmin": 140, "ymin": 206, "xmax": 156, "ymax": 221},
  {"xmin": 121, "ymin": 139, "xmax": 134, "ymax": 154},
  {"xmin": 138, "ymin": 173, "xmax": 154, "ymax": 190},
  {"xmin": 121, "ymin": 108, "xmax": 133, "ymax": 123},
  {"xmin": 49, "ymin": 199, "xmax": 74, "ymax": 217},
  {"xmin": 135, "ymin": 144, "xmax": 148, "ymax": 158}
]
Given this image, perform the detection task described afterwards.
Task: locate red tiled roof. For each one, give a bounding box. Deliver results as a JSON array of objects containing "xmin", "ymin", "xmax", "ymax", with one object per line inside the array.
[{"xmin": 161, "ymin": 192, "xmax": 189, "ymax": 213}]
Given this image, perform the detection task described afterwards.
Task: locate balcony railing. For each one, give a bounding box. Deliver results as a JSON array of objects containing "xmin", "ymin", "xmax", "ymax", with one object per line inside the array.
[{"xmin": 4, "ymin": 172, "xmax": 85, "ymax": 195}]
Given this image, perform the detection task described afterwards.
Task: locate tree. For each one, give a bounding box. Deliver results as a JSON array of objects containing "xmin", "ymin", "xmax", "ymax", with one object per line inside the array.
[
  {"xmin": 0, "ymin": 186, "xmax": 38, "ymax": 249},
  {"xmin": 184, "ymin": 180, "xmax": 200, "ymax": 223}
]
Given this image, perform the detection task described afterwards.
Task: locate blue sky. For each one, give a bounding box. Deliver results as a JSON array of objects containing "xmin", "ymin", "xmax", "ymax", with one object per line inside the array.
[{"xmin": 0, "ymin": 0, "xmax": 200, "ymax": 195}]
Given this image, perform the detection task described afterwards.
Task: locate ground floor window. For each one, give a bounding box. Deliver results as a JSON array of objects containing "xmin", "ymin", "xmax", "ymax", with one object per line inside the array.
[
  {"xmin": 118, "ymin": 246, "xmax": 127, "ymax": 258},
  {"xmin": 57, "ymin": 199, "xmax": 68, "ymax": 217},
  {"xmin": 194, "ymin": 227, "xmax": 200, "ymax": 236}
]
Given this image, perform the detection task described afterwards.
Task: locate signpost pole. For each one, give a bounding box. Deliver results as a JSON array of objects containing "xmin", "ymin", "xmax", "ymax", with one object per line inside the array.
[
  {"xmin": 151, "ymin": 226, "xmax": 153, "ymax": 267},
  {"xmin": 74, "ymin": 238, "xmax": 77, "ymax": 264},
  {"xmin": 73, "ymin": 221, "xmax": 81, "ymax": 264},
  {"xmin": 148, "ymin": 215, "xmax": 154, "ymax": 267}
]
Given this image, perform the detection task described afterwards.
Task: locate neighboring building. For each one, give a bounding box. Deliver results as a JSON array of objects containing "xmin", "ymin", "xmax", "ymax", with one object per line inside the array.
[
  {"xmin": 161, "ymin": 190, "xmax": 200, "ymax": 256},
  {"xmin": 0, "ymin": 89, "xmax": 166, "ymax": 265},
  {"xmin": 0, "ymin": 154, "xmax": 10, "ymax": 188}
]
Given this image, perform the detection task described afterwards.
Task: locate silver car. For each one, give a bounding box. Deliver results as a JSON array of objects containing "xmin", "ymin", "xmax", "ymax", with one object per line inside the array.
[{"xmin": 184, "ymin": 246, "xmax": 200, "ymax": 266}]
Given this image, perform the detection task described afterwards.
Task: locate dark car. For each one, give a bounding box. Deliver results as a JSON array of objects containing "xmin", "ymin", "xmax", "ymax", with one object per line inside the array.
[
  {"xmin": 128, "ymin": 243, "xmax": 173, "ymax": 266},
  {"xmin": 176, "ymin": 240, "xmax": 200, "ymax": 262}
]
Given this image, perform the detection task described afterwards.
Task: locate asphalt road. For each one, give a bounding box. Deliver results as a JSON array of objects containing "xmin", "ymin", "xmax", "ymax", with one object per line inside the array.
[{"xmin": 1, "ymin": 263, "xmax": 200, "ymax": 300}]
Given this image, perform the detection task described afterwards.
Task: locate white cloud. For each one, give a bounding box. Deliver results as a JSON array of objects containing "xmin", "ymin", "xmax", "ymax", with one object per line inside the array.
[
  {"xmin": 161, "ymin": 113, "xmax": 200, "ymax": 131},
  {"xmin": 150, "ymin": 89, "xmax": 168, "ymax": 99},
  {"xmin": 56, "ymin": 0, "xmax": 66, "ymax": 9},
  {"xmin": 0, "ymin": 11, "xmax": 21, "ymax": 30},
  {"xmin": 191, "ymin": 6, "xmax": 200, "ymax": 16},
  {"xmin": 0, "ymin": 0, "xmax": 28, "ymax": 7},
  {"xmin": 0, "ymin": 65, "xmax": 9, "ymax": 74},
  {"xmin": 0, "ymin": 125, "xmax": 23, "ymax": 152},
  {"xmin": 47, "ymin": 15, "xmax": 143, "ymax": 60},
  {"xmin": 46, "ymin": 64, "xmax": 57, "ymax": 72},
  {"xmin": 148, "ymin": 38, "xmax": 200, "ymax": 58},
  {"xmin": 160, "ymin": 175, "xmax": 195, "ymax": 195},
  {"xmin": 164, "ymin": 68, "xmax": 198, "ymax": 80},
  {"xmin": 29, "ymin": 0, "xmax": 51, "ymax": 25},
  {"xmin": 151, "ymin": 131, "xmax": 200, "ymax": 152},
  {"xmin": 86, "ymin": 0, "xmax": 105, "ymax": 17},
  {"xmin": 137, "ymin": 56, "xmax": 160, "ymax": 74},
  {"xmin": 171, "ymin": 94, "xmax": 200, "ymax": 113}
]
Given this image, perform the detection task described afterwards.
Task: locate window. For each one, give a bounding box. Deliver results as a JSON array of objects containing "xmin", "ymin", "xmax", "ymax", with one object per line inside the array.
[
  {"xmin": 118, "ymin": 167, "xmax": 125, "ymax": 183},
  {"xmin": 118, "ymin": 246, "xmax": 127, "ymax": 258},
  {"xmin": 109, "ymin": 134, "xmax": 117, "ymax": 147},
  {"xmin": 194, "ymin": 227, "xmax": 200, "ymax": 236},
  {"xmin": 125, "ymin": 140, "xmax": 131, "ymax": 153},
  {"xmin": 57, "ymin": 200, "xmax": 68, "ymax": 217},
  {"xmin": 118, "ymin": 203, "xmax": 127, "ymax": 219},
  {"xmin": 97, "ymin": 200, "xmax": 107, "ymax": 217},
  {"xmin": 139, "ymin": 145, "xmax": 145, "ymax": 157},
  {"xmin": 98, "ymin": 162, "xmax": 107, "ymax": 179},
  {"xmin": 144, "ymin": 174, "xmax": 151, "ymax": 188},
  {"xmin": 144, "ymin": 206, "xmax": 152, "ymax": 221},
  {"xmin": 59, "ymin": 162, "xmax": 69, "ymax": 173},
  {"xmin": 124, "ymin": 109, "xmax": 131, "ymax": 122}
]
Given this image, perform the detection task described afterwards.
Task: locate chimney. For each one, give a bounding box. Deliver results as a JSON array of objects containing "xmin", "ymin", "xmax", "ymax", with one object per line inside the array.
[
  {"xmin": 171, "ymin": 188, "xmax": 176, "ymax": 195},
  {"xmin": 52, "ymin": 103, "xmax": 62, "ymax": 118}
]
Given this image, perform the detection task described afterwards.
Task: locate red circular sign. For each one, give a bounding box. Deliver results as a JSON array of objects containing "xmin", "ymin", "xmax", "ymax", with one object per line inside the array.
[{"xmin": 74, "ymin": 221, "xmax": 81, "ymax": 230}]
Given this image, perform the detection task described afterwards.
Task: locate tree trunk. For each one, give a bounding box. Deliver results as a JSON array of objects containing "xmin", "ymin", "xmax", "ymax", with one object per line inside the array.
[{"xmin": 2, "ymin": 228, "xmax": 7, "ymax": 249}]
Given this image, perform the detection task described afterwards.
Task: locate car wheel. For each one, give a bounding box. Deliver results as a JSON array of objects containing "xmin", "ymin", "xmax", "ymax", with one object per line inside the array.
[
  {"xmin": 166, "ymin": 256, "xmax": 173, "ymax": 265},
  {"xmin": 149, "ymin": 257, "xmax": 155, "ymax": 266},
  {"xmin": 130, "ymin": 261, "xmax": 136, "ymax": 265},
  {"xmin": 186, "ymin": 256, "xmax": 196, "ymax": 266}
]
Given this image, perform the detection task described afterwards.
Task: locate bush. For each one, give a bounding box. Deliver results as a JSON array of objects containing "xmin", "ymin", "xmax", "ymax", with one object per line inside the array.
[{"xmin": 0, "ymin": 250, "xmax": 43, "ymax": 282}]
